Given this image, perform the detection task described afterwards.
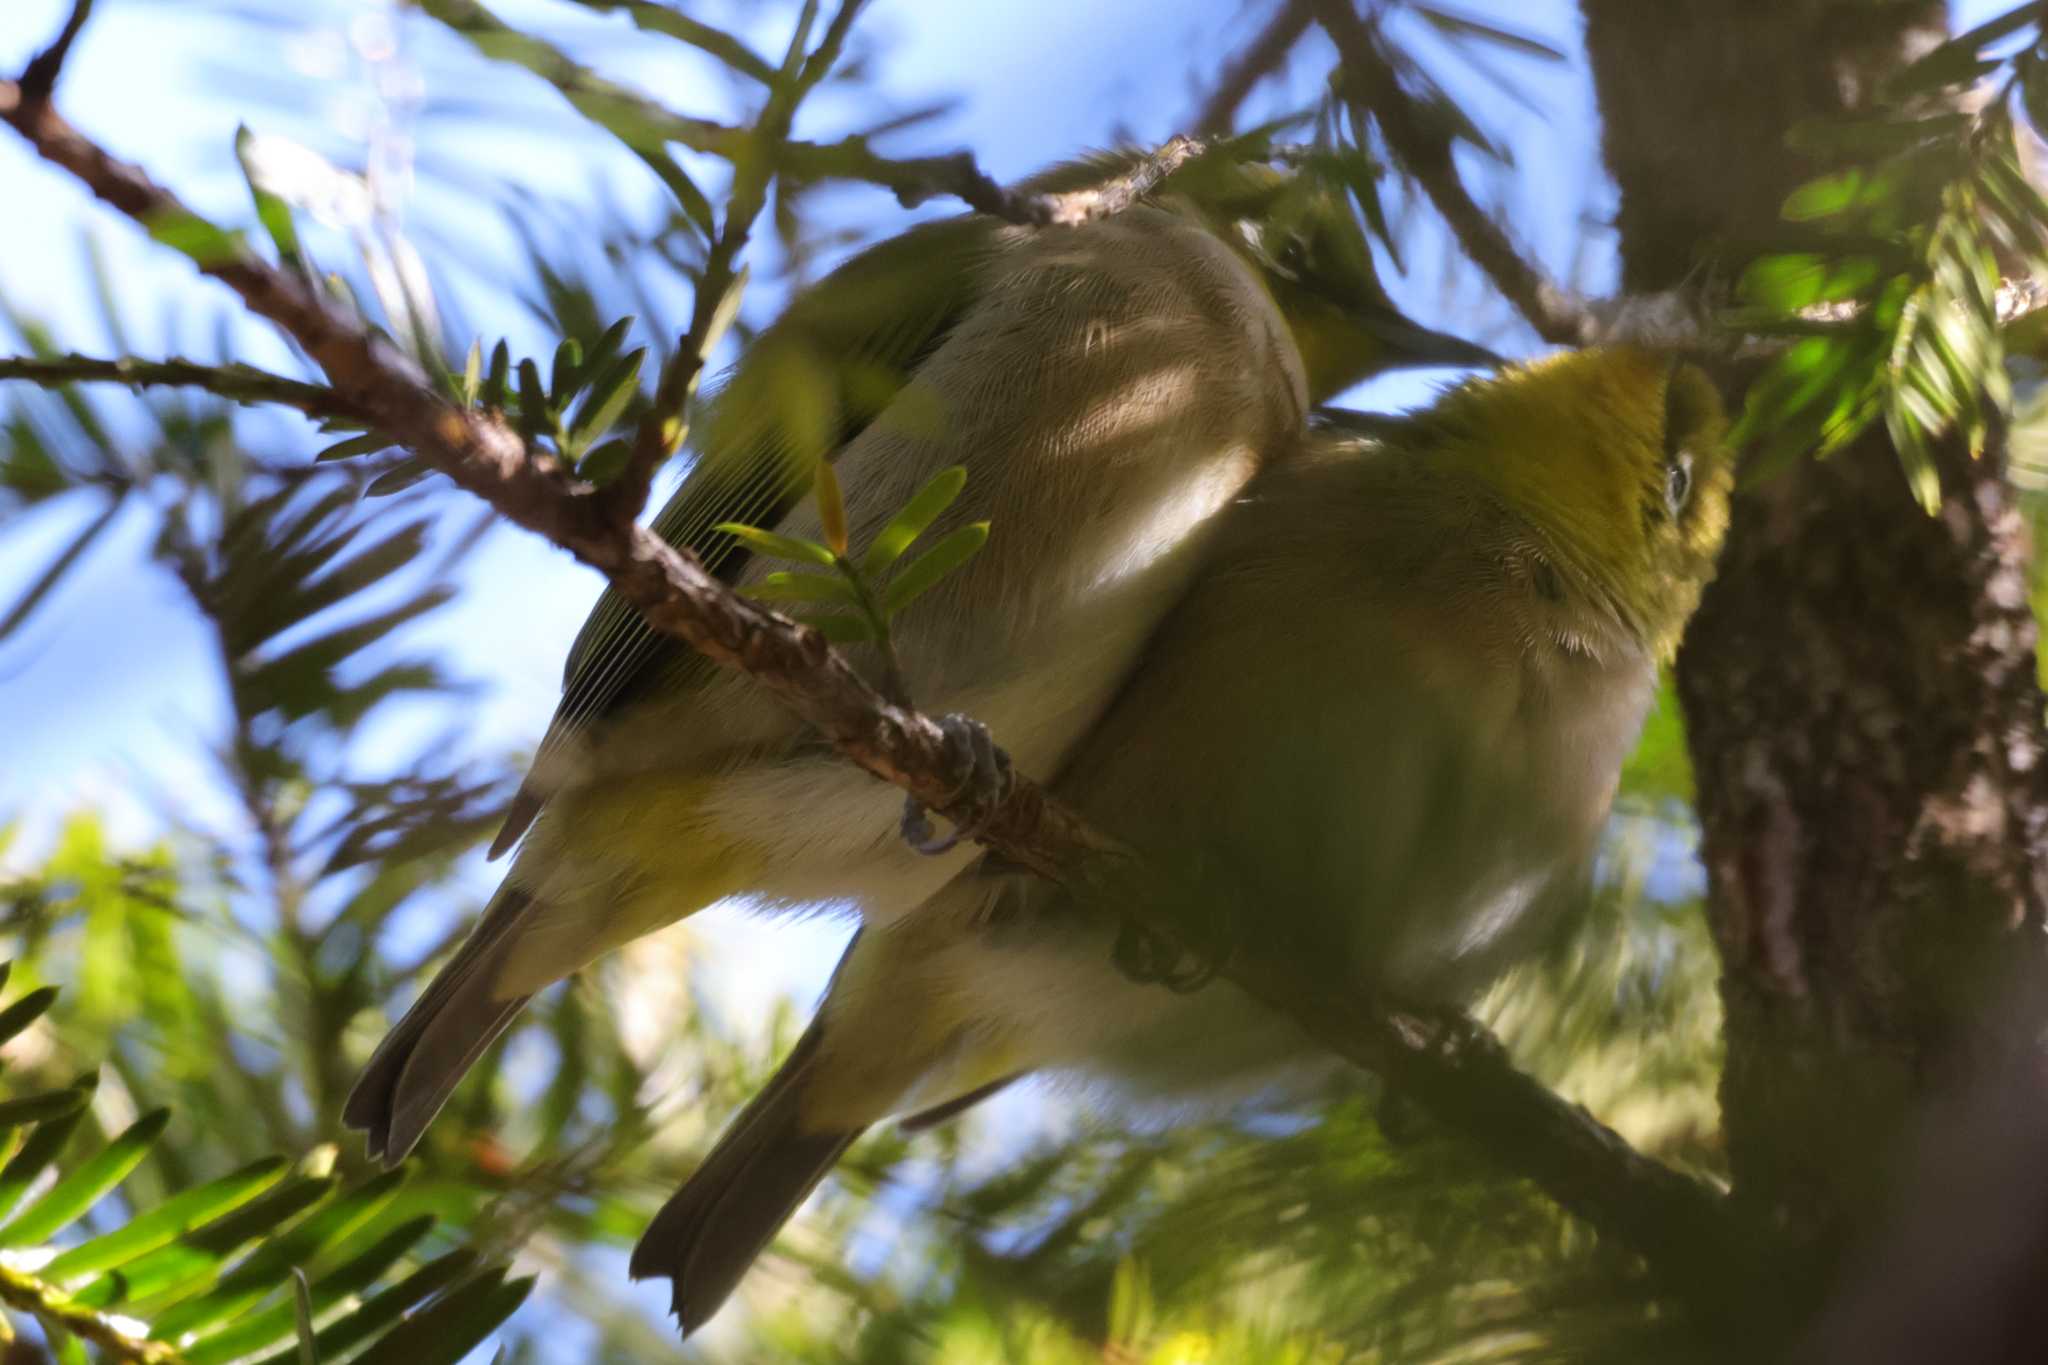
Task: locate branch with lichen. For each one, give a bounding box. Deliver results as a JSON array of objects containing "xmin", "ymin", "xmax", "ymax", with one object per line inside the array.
[{"xmin": 0, "ymin": 12, "xmax": 1744, "ymax": 1313}]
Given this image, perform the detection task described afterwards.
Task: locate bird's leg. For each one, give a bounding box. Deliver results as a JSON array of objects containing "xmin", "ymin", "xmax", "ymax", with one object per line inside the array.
[{"xmin": 900, "ymin": 713, "xmax": 1014, "ymax": 856}]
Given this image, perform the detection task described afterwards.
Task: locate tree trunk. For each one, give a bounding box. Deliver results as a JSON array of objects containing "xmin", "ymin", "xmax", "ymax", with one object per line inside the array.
[{"xmin": 1582, "ymin": 0, "xmax": 2048, "ymax": 1341}]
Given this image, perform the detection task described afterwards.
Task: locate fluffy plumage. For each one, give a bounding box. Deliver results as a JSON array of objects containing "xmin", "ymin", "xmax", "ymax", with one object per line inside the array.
[
  {"xmin": 347, "ymin": 152, "xmax": 1484, "ymax": 1166},
  {"xmin": 635, "ymin": 347, "xmax": 1735, "ymax": 1332}
]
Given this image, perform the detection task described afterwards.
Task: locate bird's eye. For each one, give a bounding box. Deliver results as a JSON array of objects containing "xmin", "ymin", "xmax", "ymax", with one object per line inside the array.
[{"xmin": 1665, "ymin": 452, "xmax": 1694, "ymax": 515}]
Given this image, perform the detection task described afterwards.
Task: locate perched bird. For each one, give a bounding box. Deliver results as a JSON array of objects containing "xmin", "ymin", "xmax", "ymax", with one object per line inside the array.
[
  {"xmin": 345, "ymin": 151, "xmax": 1494, "ymax": 1164},
  {"xmin": 628, "ymin": 346, "xmax": 1735, "ymax": 1334}
]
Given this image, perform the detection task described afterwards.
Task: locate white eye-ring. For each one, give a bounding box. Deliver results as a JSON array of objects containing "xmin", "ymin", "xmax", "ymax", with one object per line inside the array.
[{"xmin": 1666, "ymin": 451, "xmax": 1694, "ymax": 515}]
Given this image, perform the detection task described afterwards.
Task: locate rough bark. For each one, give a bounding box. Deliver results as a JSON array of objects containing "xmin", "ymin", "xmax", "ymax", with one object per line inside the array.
[{"xmin": 1584, "ymin": 0, "xmax": 2048, "ymax": 1323}]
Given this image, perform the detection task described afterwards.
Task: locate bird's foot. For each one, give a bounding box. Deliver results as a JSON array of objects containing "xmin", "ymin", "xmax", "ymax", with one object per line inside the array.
[{"xmin": 900, "ymin": 712, "xmax": 1013, "ymax": 856}]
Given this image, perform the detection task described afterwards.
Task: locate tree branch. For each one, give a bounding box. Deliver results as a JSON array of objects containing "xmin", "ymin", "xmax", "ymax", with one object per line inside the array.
[
  {"xmin": 0, "ymin": 73, "xmax": 1741, "ymax": 1302},
  {"xmin": 0, "ymin": 354, "xmax": 364, "ymax": 422},
  {"xmin": 413, "ymin": 0, "xmax": 1190, "ymax": 230},
  {"xmin": 603, "ymin": 1, "xmax": 868, "ymax": 529},
  {"xmin": 0, "ymin": 1260, "xmax": 181, "ymax": 1364},
  {"xmin": 1313, "ymin": 0, "xmax": 1599, "ymax": 348},
  {"xmin": 1192, "ymin": 0, "xmax": 1315, "ymax": 135},
  {"xmin": 16, "ymin": 0, "xmax": 93, "ymax": 105}
]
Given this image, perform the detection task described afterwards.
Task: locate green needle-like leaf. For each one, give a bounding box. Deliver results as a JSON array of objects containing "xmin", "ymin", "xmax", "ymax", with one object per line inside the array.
[
  {"xmin": 0, "ymin": 1089, "xmax": 89, "ymax": 1130},
  {"xmin": 293, "ymin": 1268, "xmax": 318, "ymax": 1365},
  {"xmin": 0, "ymin": 1108, "xmax": 170, "ymax": 1247},
  {"xmin": 248, "ymin": 1250, "xmax": 478, "ymax": 1365},
  {"xmin": 71, "ymin": 1175, "xmax": 336, "ymax": 1309},
  {"xmin": 234, "ymin": 125, "xmax": 304, "ymax": 270},
  {"xmin": 567, "ymin": 347, "xmax": 646, "ymax": 452},
  {"xmin": 184, "ymin": 1215, "xmax": 436, "ymax": 1365},
  {"xmin": 0, "ymin": 1071, "xmax": 97, "ymax": 1224},
  {"xmin": 348, "ymin": 1268, "xmax": 533, "ymax": 1365},
  {"xmin": 860, "ymin": 464, "xmax": 968, "ymax": 577},
  {"xmin": 0, "ymin": 985, "xmax": 57, "ymax": 1046},
  {"xmin": 883, "ymin": 522, "xmax": 990, "ymax": 617},
  {"xmin": 44, "ymin": 1157, "xmax": 289, "ymax": 1282},
  {"xmin": 713, "ymin": 522, "xmax": 838, "ymax": 566},
  {"xmin": 460, "ymin": 339, "xmax": 483, "ymax": 406},
  {"xmin": 746, "ymin": 571, "xmax": 860, "ymax": 605},
  {"xmin": 150, "ymin": 1170, "xmax": 408, "ymax": 1340}
]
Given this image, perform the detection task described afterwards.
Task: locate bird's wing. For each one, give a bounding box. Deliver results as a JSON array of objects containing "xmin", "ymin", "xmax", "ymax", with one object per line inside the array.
[{"xmin": 490, "ymin": 217, "xmax": 1000, "ymax": 857}]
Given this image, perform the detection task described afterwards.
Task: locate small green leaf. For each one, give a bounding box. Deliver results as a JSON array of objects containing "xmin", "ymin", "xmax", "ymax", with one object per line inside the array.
[
  {"xmin": 815, "ymin": 458, "xmax": 849, "ymax": 556},
  {"xmin": 0, "ymin": 985, "xmax": 57, "ymax": 1046},
  {"xmin": 0, "ymin": 498, "xmax": 119, "ymax": 647},
  {"xmin": 45, "ymin": 1156, "xmax": 289, "ymax": 1281},
  {"xmin": 234, "ymin": 125, "xmax": 304, "ymax": 269},
  {"xmin": 247, "ymin": 1250, "xmax": 478, "ymax": 1365},
  {"xmin": 584, "ymin": 316, "xmax": 634, "ymax": 374},
  {"xmin": 0, "ymin": 1071, "xmax": 96, "ymax": 1224},
  {"xmin": 151, "ymin": 1170, "xmax": 409, "ymax": 1340},
  {"xmin": 348, "ymin": 1269, "xmax": 533, "ymax": 1365},
  {"xmin": 0, "ymin": 1108, "xmax": 169, "ymax": 1247},
  {"xmin": 576, "ymin": 438, "xmax": 632, "ymax": 485},
  {"xmin": 72, "ymin": 1175, "xmax": 337, "ymax": 1309},
  {"xmin": 0, "ymin": 1089, "xmax": 88, "ymax": 1129},
  {"xmin": 695, "ymin": 263, "xmax": 749, "ymax": 362},
  {"xmin": 516, "ymin": 358, "xmax": 548, "ymax": 433},
  {"xmin": 795, "ymin": 611, "xmax": 875, "ymax": 643},
  {"xmin": 746, "ymin": 571, "xmax": 859, "ymax": 605},
  {"xmin": 1783, "ymin": 169, "xmax": 1865, "ymax": 223},
  {"xmin": 184, "ymin": 1216, "xmax": 435, "ymax": 1365},
  {"xmin": 567, "ymin": 348, "xmax": 645, "ymax": 451},
  {"xmin": 314, "ymin": 433, "xmax": 391, "ymax": 463},
  {"xmin": 461, "ymin": 338, "xmax": 483, "ymax": 405},
  {"xmin": 713, "ymin": 522, "xmax": 837, "ymax": 566},
  {"xmin": 364, "ymin": 458, "xmax": 434, "ymax": 497},
  {"xmin": 293, "ymin": 1268, "xmax": 318, "ymax": 1365},
  {"xmin": 549, "ymin": 337, "xmax": 584, "ymax": 400},
  {"xmin": 145, "ymin": 207, "xmax": 245, "ymax": 266},
  {"xmin": 860, "ymin": 465, "xmax": 967, "ymax": 577},
  {"xmin": 483, "ymin": 340, "xmax": 511, "ymax": 408},
  {"xmin": 884, "ymin": 522, "xmax": 989, "ymax": 616}
]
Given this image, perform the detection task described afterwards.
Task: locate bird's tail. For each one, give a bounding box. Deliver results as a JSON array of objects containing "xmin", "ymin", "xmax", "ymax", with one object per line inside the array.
[
  {"xmin": 629, "ymin": 1017, "xmax": 862, "ymax": 1337},
  {"xmin": 343, "ymin": 887, "xmax": 537, "ymax": 1165}
]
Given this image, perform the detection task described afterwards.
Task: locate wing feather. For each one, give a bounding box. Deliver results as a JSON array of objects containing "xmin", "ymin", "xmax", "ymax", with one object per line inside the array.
[{"xmin": 490, "ymin": 217, "xmax": 1001, "ymax": 857}]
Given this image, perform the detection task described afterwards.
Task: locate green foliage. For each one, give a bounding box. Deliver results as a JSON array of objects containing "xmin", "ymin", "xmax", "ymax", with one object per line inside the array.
[
  {"xmin": 720, "ymin": 463, "xmax": 988, "ymax": 668},
  {"xmin": 1732, "ymin": 3, "xmax": 2048, "ymax": 508},
  {"xmin": 0, "ymin": 971, "xmax": 530, "ymax": 1361}
]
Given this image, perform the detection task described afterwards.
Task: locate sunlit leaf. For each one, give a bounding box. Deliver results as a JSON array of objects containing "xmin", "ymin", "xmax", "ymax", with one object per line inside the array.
[
  {"xmin": 0, "ymin": 1108, "xmax": 169, "ymax": 1247},
  {"xmin": 883, "ymin": 521, "xmax": 989, "ymax": 616},
  {"xmin": 861, "ymin": 465, "xmax": 967, "ymax": 577}
]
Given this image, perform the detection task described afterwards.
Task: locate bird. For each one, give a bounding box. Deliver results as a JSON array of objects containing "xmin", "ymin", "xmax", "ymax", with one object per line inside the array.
[
  {"xmin": 345, "ymin": 148, "xmax": 1496, "ymax": 1166},
  {"xmin": 625, "ymin": 345, "xmax": 1735, "ymax": 1335}
]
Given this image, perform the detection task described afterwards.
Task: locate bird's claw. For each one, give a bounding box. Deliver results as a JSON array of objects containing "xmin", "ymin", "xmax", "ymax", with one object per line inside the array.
[{"xmin": 900, "ymin": 713, "xmax": 1013, "ymax": 856}]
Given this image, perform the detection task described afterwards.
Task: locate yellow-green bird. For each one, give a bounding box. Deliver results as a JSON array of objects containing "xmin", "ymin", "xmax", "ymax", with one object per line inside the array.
[
  {"xmin": 627, "ymin": 346, "xmax": 1734, "ymax": 1334},
  {"xmin": 344, "ymin": 150, "xmax": 1495, "ymax": 1163}
]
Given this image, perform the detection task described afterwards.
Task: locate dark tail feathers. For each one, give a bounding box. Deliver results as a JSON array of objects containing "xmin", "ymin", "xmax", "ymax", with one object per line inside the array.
[
  {"xmin": 629, "ymin": 1019, "xmax": 861, "ymax": 1337},
  {"xmin": 343, "ymin": 889, "xmax": 535, "ymax": 1164}
]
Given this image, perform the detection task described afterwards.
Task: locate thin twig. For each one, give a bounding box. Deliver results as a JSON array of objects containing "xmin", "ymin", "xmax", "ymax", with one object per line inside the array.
[
  {"xmin": 1192, "ymin": 0, "xmax": 1315, "ymax": 135},
  {"xmin": 0, "ymin": 70, "xmax": 1743, "ymax": 1300},
  {"xmin": 604, "ymin": 0, "xmax": 867, "ymax": 526},
  {"xmin": 0, "ymin": 354, "xmax": 363, "ymax": 422},
  {"xmin": 1313, "ymin": 0, "xmax": 1597, "ymax": 347},
  {"xmin": 413, "ymin": 0, "xmax": 1184, "ymax": 230},
  {"xmin": 16, "ymin": 0, "xmax": 93, "ymax": 104}
]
